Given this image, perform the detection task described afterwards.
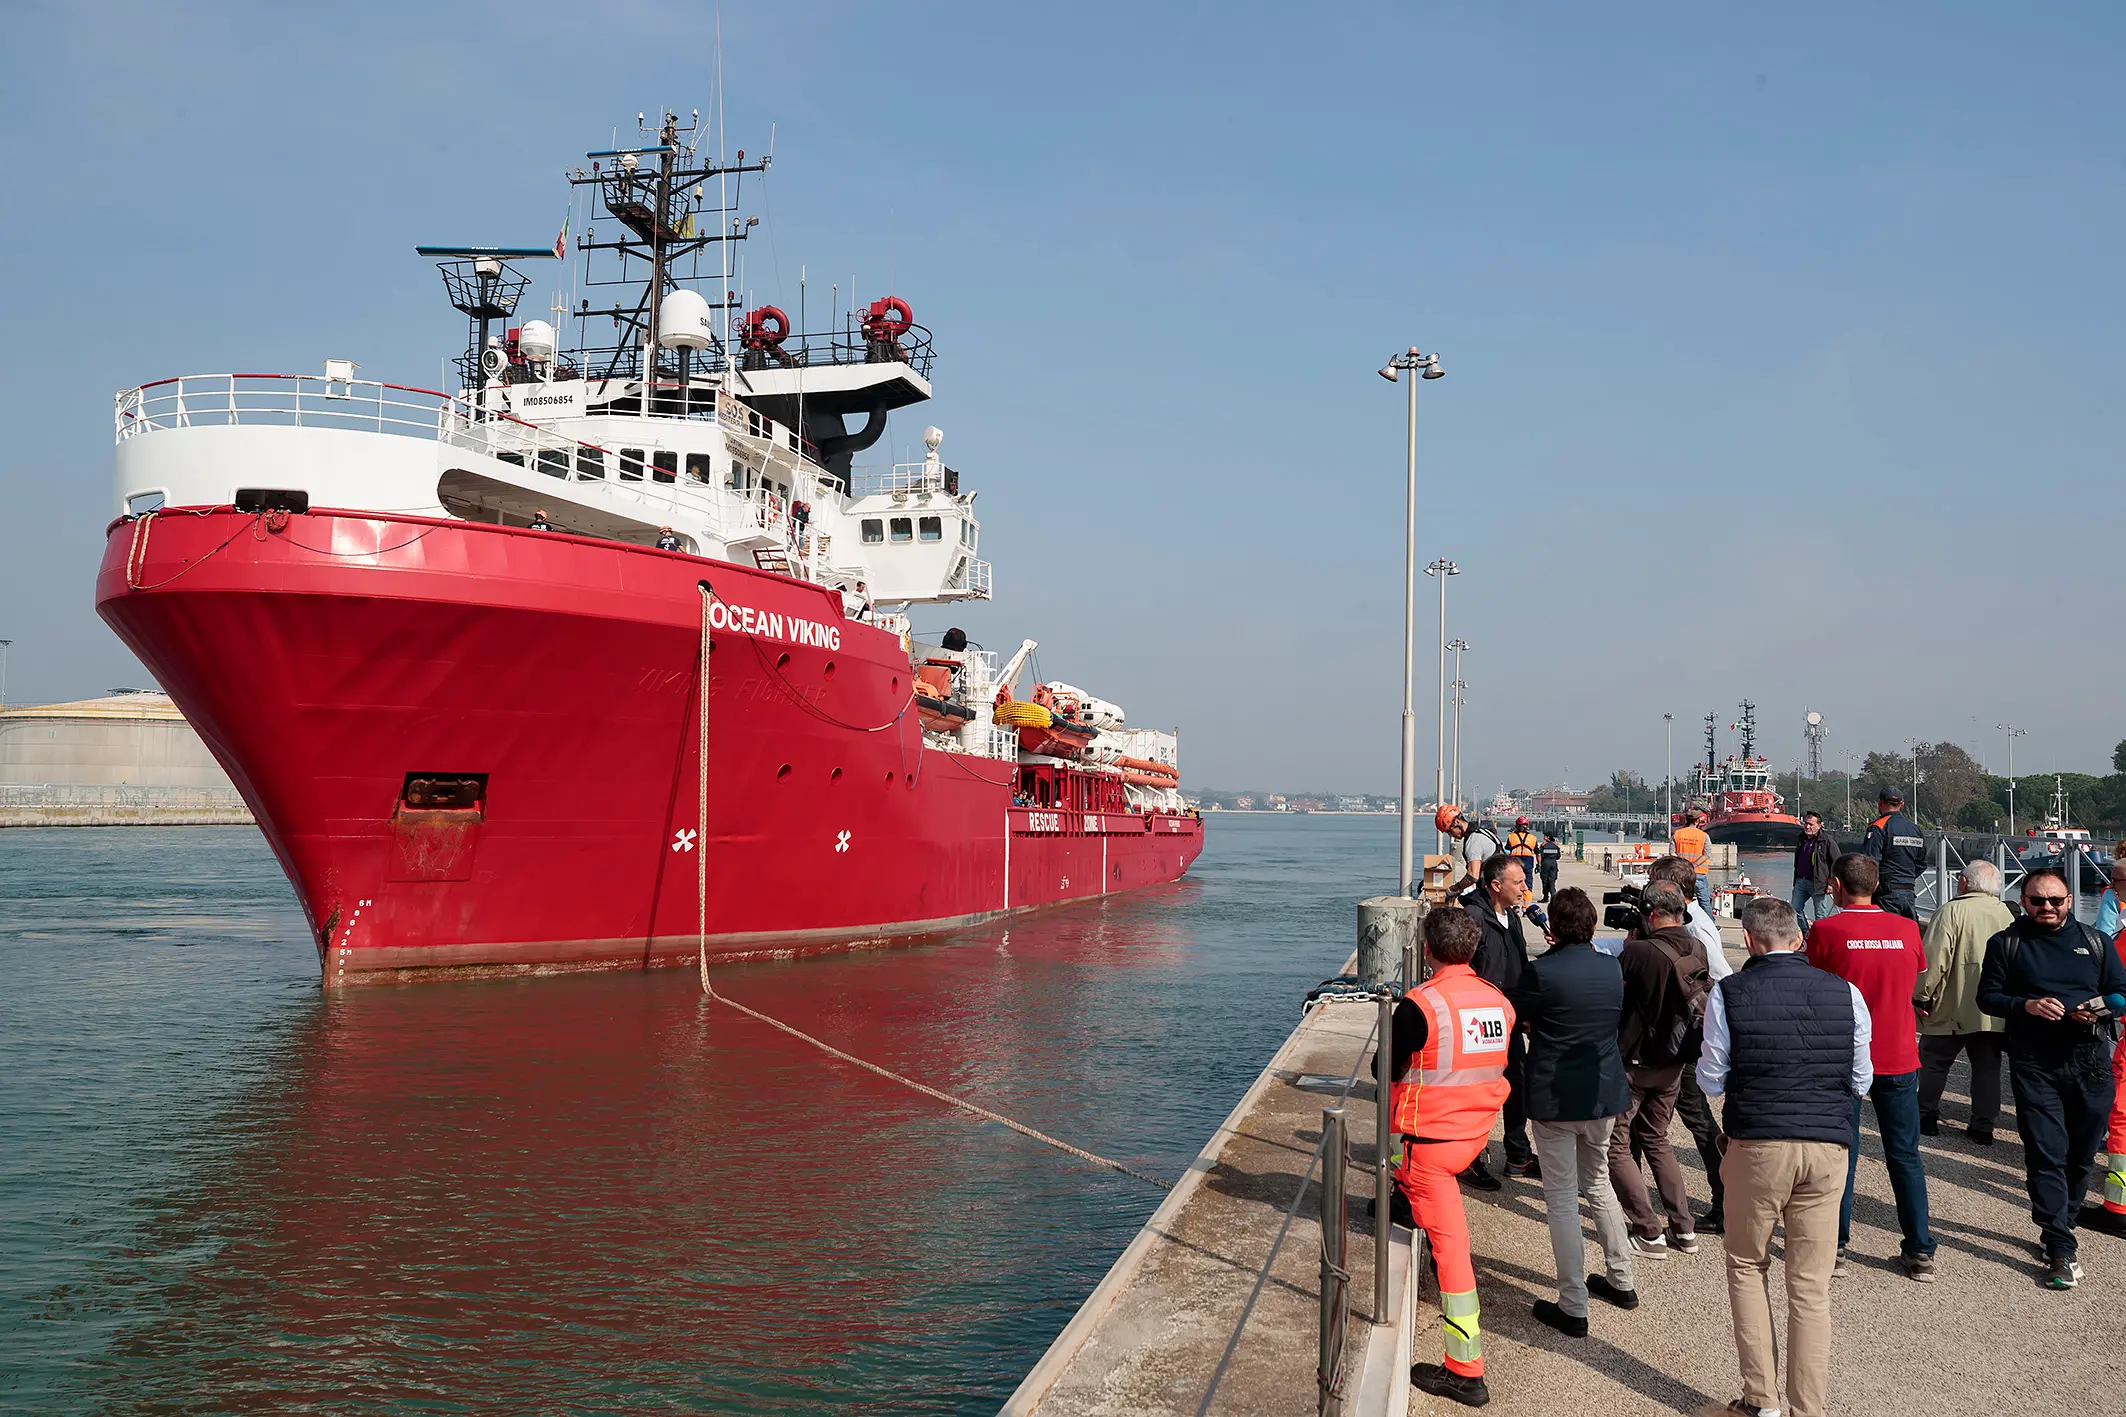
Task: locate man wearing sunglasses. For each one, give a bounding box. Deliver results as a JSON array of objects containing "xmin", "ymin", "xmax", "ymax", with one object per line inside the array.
[{"xmin": 1978, "ymin": 866, "xmax": 2126, "ymax": 1289}]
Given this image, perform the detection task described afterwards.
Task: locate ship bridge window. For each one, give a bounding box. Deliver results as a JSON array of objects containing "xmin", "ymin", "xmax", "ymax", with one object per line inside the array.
[
  {"xmin": 619, "ymin": 448, "xmax": 645, "ymax": 482},
  {"xmin": 890, "ymin": 517, "xmax": 913, "ymax": 543},
  {"xmin": 961, "ymin": 520, "xmax": 976, "ymax": 546},
  {"xmin": 918, "ymin": 516, "xmax": 942, "ymax": 542},
  {"xmin": 576, "ymin": 447, "xmax": 605, "ymax": 480},
  {"xmin": 652, "ymin": 451, "xmax": 678, "ymax": 484},
  {"xmin": 685, "ymin": 453, "xmax": 713, "ymax": 484},
  {"xmin": 862, "ymin": 519, "xmax": 884, "ymax": 544},
  {"xmin": 537, "ymin": 449, "xmax": 569, "ymax": 479}
]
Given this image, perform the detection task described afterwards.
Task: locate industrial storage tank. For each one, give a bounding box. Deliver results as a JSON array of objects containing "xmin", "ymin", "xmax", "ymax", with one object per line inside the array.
[{"xmin": 0, "ymin": 689, "xmax": 236, "ymax": 790}]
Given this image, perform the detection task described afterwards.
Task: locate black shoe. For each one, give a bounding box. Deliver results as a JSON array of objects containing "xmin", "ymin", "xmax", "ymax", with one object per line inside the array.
[
  {"xmin": 1586, "ymin": 1274, "xmax": 1639, "ymax": 1309},
  {"xmin": 1459, "ymin": 1157, "xmax": 1503, "ymax": 1192},
  {"xmin": 1725, "ymin": 1403, "xmax": 1778, "ymax": 1416},
  {"xmin": 1412, "ymin": 1363, "xmax": 1491, "ymax": 1407},
  {"xmin": 1504, "ymin": 1155, "xmax": 1541, "ymax": 1180},
  {"xmin": 1697, "ymin": 1206, "xmax": 1725, "ymax": 1236},
  {"xmin": 1532, "ymin": 1299, "xmax": 1588, "ymax": 1337},
  {"xmin": 2079, "ymin": 1204, "xmax": 2126, "ymax": 1236},
  {"xmin": 1966, "ymin": 1126, "xmax": 1995, "ymax": 1147},
  {"xmin": 1919, "ymin": 1114, "xmax": 1940, "ymax": 1136},
  {"xmin": 2045, "ymin": 1256, "xmax": 2083, "ymax": 1290},
  {"xmin": 1367, "ymin": 1187, "xmax": 1416, "ymax": 1229}
]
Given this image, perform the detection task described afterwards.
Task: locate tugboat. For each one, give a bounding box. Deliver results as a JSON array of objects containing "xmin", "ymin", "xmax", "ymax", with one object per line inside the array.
[
  {"xmin": 1680, "ymin": 705, "xmax": 1804, "ymax": 850},
  {"xmin": 94, "ymin": 110, "xmax": 1203, "ymax": 986}
]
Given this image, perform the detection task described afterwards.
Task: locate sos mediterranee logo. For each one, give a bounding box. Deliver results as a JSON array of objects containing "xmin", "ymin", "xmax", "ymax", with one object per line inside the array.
[{"xmin": 1461, "ymin": 1008, "xmax": 1508, "ymax": 1054}]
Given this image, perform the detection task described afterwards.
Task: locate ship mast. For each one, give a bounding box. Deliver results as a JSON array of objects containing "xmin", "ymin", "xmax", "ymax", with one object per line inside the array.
[
  {"xmin": 1703, "ymin": 713, "xmax": 1718, "ymax": 777},
  {"xmin": 570, "ymin": 109, "xmax": 769, "ymax": 391},
  {"xmin": 1737, "ymin": 700, "xmax": 1757, "ymax": 761}
]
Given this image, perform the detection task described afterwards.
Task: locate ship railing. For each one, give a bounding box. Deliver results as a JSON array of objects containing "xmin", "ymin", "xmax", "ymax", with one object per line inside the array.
[
  {"xmin": 947, "ymin": 555, "xmax": 993, "ymax": 600},
  {"xmin": 849, "ymin": 461, "xmax": 948, "ymax": 499},
  {"xmin": 116, "ymin": 373, "xmax": 468, "ymax": 446},
  {"xmin": 114, "ymin": 374, "xmax": 623, "ymax": 480}
]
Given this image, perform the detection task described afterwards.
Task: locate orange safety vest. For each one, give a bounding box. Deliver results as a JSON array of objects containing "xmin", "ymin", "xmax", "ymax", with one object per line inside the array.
[
  {"xmin": 1672, "ymin": 825, "xmax": 1710, "ymax": 874},
  {"xmin": 1392, "ymin": 963, "xmax": 1515, "ymax": 1141},
  {"xmin": 1506, "ymin": 830, "xmax": 1537, "ymax": 857}
]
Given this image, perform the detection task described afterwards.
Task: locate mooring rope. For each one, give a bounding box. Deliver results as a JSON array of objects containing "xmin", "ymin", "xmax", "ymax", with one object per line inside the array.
[{"xmin": 692, "ymin": 581, "xmax": 1168, "ymax": 1191}]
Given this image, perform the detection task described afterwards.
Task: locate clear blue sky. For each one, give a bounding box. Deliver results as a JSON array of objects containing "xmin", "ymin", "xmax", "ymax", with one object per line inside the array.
[{"xmin": 4, "ymin": 1, "xmax": 2120, "ymax": 794}]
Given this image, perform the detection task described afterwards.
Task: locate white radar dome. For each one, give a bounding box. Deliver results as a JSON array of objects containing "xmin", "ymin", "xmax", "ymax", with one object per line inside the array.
[
  {"xmin": 658, "ymin": 289, "xmax": 715, "ymax": 350},
  {"xmin": 518, "ymin": 320, "xmax": 557, "ymax": 361}
]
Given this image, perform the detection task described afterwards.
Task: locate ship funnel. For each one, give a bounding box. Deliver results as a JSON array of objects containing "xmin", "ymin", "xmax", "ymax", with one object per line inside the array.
[{"xmin": 658, "ymin": 289, "xmax": 715, "ymax": 350}]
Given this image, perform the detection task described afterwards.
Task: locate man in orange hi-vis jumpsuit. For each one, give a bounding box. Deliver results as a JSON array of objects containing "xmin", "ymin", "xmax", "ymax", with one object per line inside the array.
[
  {"xmin": 1392, "ymin": 906, "xmax": 1515, "ymax": 1408},
  {"xmin": 2089, "ymin": 910, "xmax": 2126, "ymax": 1235}
]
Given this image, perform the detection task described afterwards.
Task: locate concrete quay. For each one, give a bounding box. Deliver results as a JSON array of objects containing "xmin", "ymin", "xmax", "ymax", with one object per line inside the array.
[
  {"xmin": 1002, "ymin": 981, "xmax": 1409, "ymax": 1416},
  {"xmin": 0, "ymin": 805, "xmax": 254, "ymax": 827},
  {"xmin": 1010, "ymin": 848, "xmax": 2126, "ymax": 1417}
]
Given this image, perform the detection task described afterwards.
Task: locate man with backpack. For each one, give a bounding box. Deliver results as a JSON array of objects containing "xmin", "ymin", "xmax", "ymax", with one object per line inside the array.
[
  {"xmin": 1806, "ymin": 853, "xmax": 1937, "ymax": 1280},
  {"xmin": 1606, "ymin": 882, "xmax": 1714, "ymax": 1257},
  {"xmin": 1978, "ymin": 865, "xmax": 2126, "ymax": 1289}
]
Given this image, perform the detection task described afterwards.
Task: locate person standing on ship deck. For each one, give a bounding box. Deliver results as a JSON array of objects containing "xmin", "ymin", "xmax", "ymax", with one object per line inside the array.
[{"xmin": 527, "ymin": 509, "xmax": 553, "ymax": 531}]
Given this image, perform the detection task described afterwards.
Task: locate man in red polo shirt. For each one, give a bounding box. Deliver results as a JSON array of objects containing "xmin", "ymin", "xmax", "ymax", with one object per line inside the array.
[{"xmin": 1808, "ymin": 852, "xmax": 1937, "ymax": 1280}]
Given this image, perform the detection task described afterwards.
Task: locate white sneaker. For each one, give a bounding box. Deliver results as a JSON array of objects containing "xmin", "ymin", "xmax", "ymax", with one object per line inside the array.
[{"xmin": 1629, "ymin": 1232, "xmax": 1670, "ymax": 1259}]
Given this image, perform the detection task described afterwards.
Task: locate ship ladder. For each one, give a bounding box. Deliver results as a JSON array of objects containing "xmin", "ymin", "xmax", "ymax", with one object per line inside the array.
[{"xmin": 690, "ymin": 583, "xmax": 1169, "ymax": 1192}]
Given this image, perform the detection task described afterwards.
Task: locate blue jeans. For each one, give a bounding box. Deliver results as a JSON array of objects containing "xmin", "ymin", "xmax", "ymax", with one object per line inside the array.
[
  {"xmin": 1696, "ymin": 875, "xmax": 1713, "ymax": 915},
  {"xmin": 1790, "ymin": 881, "xmax": 1825, "ymax": 927},
  {"xmin": 1839, "ymin": 1069, "xmax": 1934, "ymax": 1256}
]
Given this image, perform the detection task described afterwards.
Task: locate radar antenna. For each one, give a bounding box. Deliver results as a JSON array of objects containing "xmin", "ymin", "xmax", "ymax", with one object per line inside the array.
[
  {"xmin": 1737, "ymin": 701, "xmax": 1758, "ymax": 761},
  {"xmin": 1803, "ymin": 710, "xmax": 1826, "ymax": 778}
]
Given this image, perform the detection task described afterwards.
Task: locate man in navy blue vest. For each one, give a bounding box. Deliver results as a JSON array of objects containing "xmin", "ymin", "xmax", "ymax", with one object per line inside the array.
[{"xmin": 1698, "ymin": 896, "xmax": 1873, "ymax": 1417}]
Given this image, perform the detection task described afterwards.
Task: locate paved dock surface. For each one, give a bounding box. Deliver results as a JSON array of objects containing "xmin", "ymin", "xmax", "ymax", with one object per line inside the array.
[
  {"xmin": 1006, "ymin": 992, "xmax": 1391, "ymax": 1415},
  {"xmin": 1420, "ymin": 855, "xmax": 2126, "ymax": 1415}
]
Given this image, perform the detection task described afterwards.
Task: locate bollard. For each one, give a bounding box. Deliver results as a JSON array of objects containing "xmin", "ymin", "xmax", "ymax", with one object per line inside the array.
[
  {"xmin": 1375, "ymin": 991, "xmax": 1395, "ymax": 1327},
  {"xmin": 1934, "ymin": 835, "xmax": 1951, "ymax": 921},
  {"xmin": 1402, "ymin": 939, "xmax": 1419, "ymax": 992},
  {"xmin": 1319, "ymin": 1107, "xmax": 1349, "ymax": 1417},
  {"xmin": 1356, "ymin": 896, "xmax": 1425, "ymax": 991}
]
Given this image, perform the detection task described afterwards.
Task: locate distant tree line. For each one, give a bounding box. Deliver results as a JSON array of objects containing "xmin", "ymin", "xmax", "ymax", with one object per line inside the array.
[{"xmin": 1583, "ymin": 740, "xmax": 2126, "ymax": 836}]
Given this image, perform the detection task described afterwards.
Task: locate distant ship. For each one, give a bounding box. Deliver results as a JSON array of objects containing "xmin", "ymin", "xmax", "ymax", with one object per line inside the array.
[
  {"xmin": 1679, "ymin": 704, "xmax": 1802, "ymax": 849},
  {"xmin": 94, "ymin": 111, "xmax": 1202, "ymax": 986}
]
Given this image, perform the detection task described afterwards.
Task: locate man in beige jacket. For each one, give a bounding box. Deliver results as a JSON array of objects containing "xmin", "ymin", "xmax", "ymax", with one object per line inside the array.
[{"xmin": 1915, "ymin": 859, "xmax": 2015, "ymax": 1144}]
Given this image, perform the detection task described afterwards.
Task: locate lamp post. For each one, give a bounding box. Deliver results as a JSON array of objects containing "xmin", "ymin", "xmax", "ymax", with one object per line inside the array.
[
  {"xmin": 1905, "ymin": 737, "xmax": 1924, "ymax": 827},
  {"xmin": 1999, "ymin": 724, "xmax": 2026, "ymax": 837},
  {"xmin": 1378, "ymin": 348, "xmax": 1445, "ymax": 897},
  {"xmin": 1447, "ymin": 639, "xmax": 1468, "ymax": 808},
  {"xmin": 1842, "ymin": 749, "xmax": 1854, "ymax": 829},
  {"xmin": 1425, "ymin": 558, "xmax": 1458, "ymax": 859},
  {"xmin": 0, "ymin": 639, "xmax": 10, "ymax": 708},
  {"xmin": 1663, "ymin": 712, "xmax": 1674, "ymax": 829}
]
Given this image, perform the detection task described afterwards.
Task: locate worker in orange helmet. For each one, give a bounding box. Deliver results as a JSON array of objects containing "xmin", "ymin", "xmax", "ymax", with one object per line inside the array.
[
  {"xmin": 1436, "ymin": 804, "xmax": 1502, "ymax": 899},
  {"xmin": 1506, "ymin": 816, "xmax": 1541, "ymax": 906},
  {"xmin": 1391, "ymin": 905, "xmax": 1516, "ymax": 1407}
]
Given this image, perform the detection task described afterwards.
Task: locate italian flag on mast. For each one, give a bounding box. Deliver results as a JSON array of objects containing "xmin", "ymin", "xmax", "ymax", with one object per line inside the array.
[{"xmin": 552, "ymin": 213, "xmax": 569, "ymax": 259}]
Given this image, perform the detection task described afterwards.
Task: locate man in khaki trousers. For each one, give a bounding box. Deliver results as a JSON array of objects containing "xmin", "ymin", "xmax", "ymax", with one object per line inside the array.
[{"xmin": 1696, "ymin": 897, "xmax": 1874, "ymax": 1417}]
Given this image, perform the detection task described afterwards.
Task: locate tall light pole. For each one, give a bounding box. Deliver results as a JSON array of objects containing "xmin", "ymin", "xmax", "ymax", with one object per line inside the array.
[
  {"xmin": 1425, "ymin": 559, "xmax": 1458, "ymax": 853},
  {"xmin": 1663, "ymin": 712, "xmax": 1674, "ymax": 828},
  {"xmin": 1447, "ymin": 638, "xmax": 1469, "ymax": 807},
  {"xmin": 1905, "ymin": 738, "xmax": 1924, "ymax": 826},
  {"xmin": 1379, "ymin": 347, "xmax": 1444, "ymax": 896},
  {"xmin": 1999, "ymin": 723, "xmax": 2026, "ymax": 837},
  {"xmin": 0, "ymin": 639, "xmax": 10, "ymax": 708}
]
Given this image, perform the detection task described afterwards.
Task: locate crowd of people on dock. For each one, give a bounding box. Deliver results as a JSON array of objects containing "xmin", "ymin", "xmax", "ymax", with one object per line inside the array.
[{"xmin": 1382, "ymin": 797, "xmax": 2126, "ymax": 1415}]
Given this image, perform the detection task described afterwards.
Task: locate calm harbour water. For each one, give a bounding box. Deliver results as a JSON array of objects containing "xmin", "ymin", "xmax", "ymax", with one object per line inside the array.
[{"xmin": 1, "ymin": 816, "xmax": 1383, "ymax": 1414}]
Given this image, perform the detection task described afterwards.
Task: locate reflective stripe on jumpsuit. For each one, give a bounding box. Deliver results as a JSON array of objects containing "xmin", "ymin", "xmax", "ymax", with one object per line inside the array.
[{"xmin": 1393, "ymin": 962, "xmax": 1514, "ymax": 1379}]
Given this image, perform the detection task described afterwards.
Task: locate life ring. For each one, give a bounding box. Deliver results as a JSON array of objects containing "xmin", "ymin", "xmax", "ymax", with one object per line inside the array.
[
  {"xmin": 742, "ymin": 305, "xmax": 789, "ymax": 349},
  {"xmin": 862, "ymin": 296, "xmax": 913, "ymax": 342}
]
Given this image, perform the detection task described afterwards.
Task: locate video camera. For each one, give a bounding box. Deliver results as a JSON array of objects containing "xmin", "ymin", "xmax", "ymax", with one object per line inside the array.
[{"xmin": 1603, "ymin": 883, "xmax": 1644, "ymax": 935}]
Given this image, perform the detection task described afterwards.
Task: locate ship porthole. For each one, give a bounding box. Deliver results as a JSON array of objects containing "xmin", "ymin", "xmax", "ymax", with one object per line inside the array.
[
  {"xmin": 776, "ymin": 652, "xmax": 791, "ymax": 669},
  {"xmin": 824, "ymin": 660, "xmax": 836, "ymax": 677},
  {"xmin": 905, "ymin": 772, "xmax": 915, "ymax": 785},
  {"xmin": 830, "ymin": 767, "xmax": 843, "ymax": 781},
  {"xmin": 777, "ymin": 764, "xmax": 793, "ymax": 781},
  {"xmin": 890, "ymin": 676, "xmax": 899, "ymax": 692}
]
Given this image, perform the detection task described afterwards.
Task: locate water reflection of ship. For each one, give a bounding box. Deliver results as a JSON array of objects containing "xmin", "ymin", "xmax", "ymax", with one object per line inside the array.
[
  {"xmin": 1679, "ymin": 704, "xmax": 1802, "ymax": 850},
  {"xmin": 77, "ymin": 895, "xmax": 1203, "ymax": 1410}
]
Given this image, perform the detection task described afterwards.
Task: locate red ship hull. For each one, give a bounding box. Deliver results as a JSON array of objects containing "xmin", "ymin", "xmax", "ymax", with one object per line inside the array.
[{"xmin": 94, "ymin": 509, "xmax": 1203, "ymax": 985}]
